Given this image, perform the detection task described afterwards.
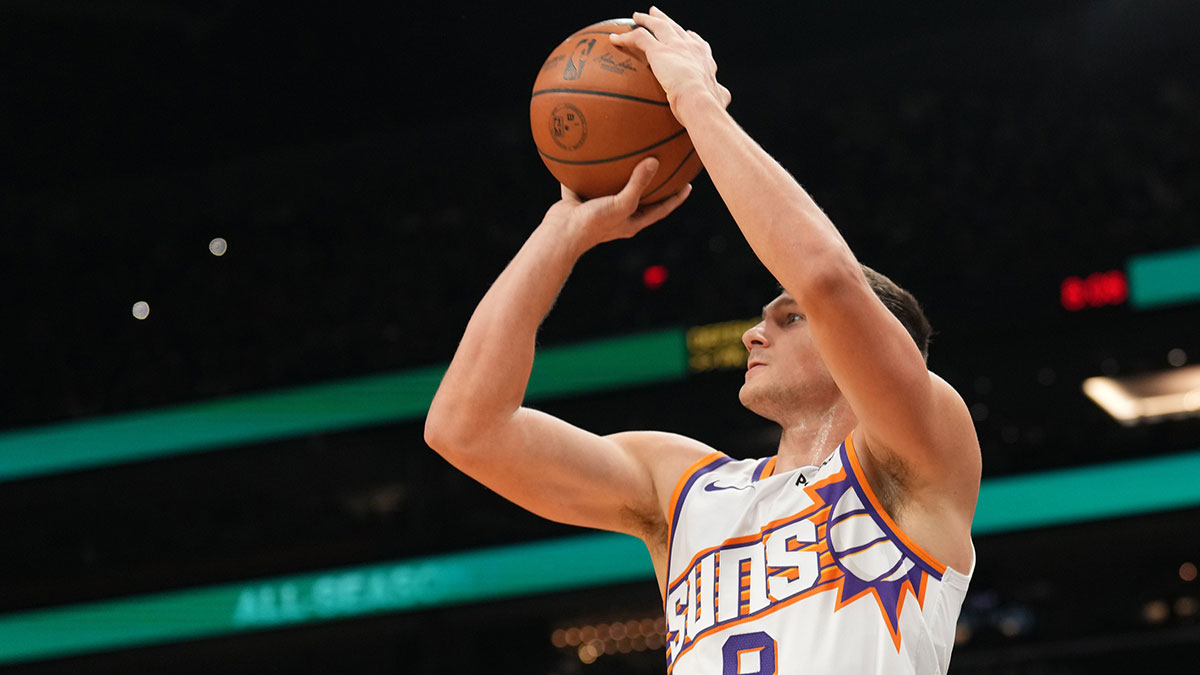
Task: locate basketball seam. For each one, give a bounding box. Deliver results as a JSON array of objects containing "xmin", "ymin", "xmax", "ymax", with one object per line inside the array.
[
  {"xmin": 531, "ymin": 88, "xmax": 670, "ymax": 106},
  {"xmin": 642, "ymin": 148, "xmax": 698, "ymax": 201},
  {"xmin": 536, "ymin": 128, "xmax": 689, "ymax": 165}
]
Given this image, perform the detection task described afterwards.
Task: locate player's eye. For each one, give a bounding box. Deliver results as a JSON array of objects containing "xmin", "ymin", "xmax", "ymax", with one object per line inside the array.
[{"xmin": 786, "ymin": 313, "xmax": 805, "ymax": 324}]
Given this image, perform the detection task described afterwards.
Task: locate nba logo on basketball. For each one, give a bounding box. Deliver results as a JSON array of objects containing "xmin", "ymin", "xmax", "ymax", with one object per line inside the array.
[
  {"xmin": 562, "ymin": 38, "xmax": 596, "ymax": 80},
  {"xmin": 549, "ymin": 103, "xmax": 587, "ymax": 151}
]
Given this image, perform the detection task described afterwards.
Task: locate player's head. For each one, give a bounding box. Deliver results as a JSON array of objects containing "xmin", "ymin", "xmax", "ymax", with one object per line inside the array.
[{"xmin": 738, "ymin": 265, "xmax": 931, "ymax": 422}]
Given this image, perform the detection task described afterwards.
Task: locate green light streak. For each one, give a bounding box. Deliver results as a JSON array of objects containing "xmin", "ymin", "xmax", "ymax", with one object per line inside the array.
[
  {"xmin": 1128, "ymin": 245, "xmax": 1200, "ymax": 310},
  {"xmin": 2, "ymin": 448, "xmax": 1199, "ymax": 666},
  {"xmin": 973, "ymin": 449, "xmax": 1200, "ymax": 534},
  {"xmin": 0, "ymin": 533, "xmax": 651, "ymax": 666},
  {"xmin": 0, "ymin": 329, "xmax": 689, "ymax": 482}
]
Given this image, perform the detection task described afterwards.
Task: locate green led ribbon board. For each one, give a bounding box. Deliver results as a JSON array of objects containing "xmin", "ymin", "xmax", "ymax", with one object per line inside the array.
[
  {"xmin": 1127, "ymin": 245, "xmax": 1200, "ymax": 310},
  {"xmin": 2, "ymin": 448, "xmax": 1199, "ymax": 666},
  {"xmin": 0, "ymin": 533, "xmax": 651, "ymax": 666},
  {"xmin": 0, "ymin": 329, "xmax": 689, "ymax": 482}
]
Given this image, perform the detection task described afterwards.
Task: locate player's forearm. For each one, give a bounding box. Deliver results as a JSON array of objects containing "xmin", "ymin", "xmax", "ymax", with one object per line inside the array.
[
  {"xmin": 677, "ymin": 94, "xmax": 862, "ymax": 299},
  {"xmin": 425, "ymin": 220, "xmax": 584, "ymax": 449}
]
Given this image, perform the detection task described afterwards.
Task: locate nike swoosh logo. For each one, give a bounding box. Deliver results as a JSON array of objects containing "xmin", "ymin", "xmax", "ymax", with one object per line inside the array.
[{"xmin": 703, "ymin": 481, "xmax": 752, "ymax": 492}]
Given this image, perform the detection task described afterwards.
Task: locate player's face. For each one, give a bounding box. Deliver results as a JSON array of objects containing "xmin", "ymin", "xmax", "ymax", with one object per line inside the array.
[{"xmin": 738, "ymin": 293, "xmax": 839, "ymax": 422}]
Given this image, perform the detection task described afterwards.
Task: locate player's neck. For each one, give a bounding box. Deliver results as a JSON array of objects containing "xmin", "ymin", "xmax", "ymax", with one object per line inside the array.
[{"xmin": 773, "ymin": 399, "xmax": 856, "ymax": 473}]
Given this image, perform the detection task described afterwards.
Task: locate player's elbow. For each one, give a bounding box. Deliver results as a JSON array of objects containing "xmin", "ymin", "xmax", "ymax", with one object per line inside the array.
[
  {"xmin": 792, "ymin": 250, "xmax": 863, "ymax": 306},
  {"xmin": 423, "ymin": 399, "xmax": 502, "ymax": 459},
  {"xmin": 423, "ymin": 413, "xmax": 450, "ymax": 453},
  {"xmin": 423, "ymin": 400, "xmax": 471, "ymax": 456}
]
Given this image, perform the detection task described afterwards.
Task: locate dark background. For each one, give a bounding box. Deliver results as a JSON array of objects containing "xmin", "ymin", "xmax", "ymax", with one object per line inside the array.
[{"xmin": 2, "ymin": 0, "xmax": 1199, "ymax": 672}]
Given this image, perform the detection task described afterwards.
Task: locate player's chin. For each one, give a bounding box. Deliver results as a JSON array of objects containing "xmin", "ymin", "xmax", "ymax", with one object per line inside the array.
[
  {"xmin": 738, "ymin": 389, "xmax": 778, "ymax": 424},
  {"xmin": 737, "ymin": 383, "xmax": 762, "ymax": 412}
]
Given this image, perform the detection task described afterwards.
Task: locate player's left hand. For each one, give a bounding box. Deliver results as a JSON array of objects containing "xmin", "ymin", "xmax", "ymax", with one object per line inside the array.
[
  {"xmin": 609, "ymin": 7, "xmax": 731, "ymax": 121},
  {"xmin": 543, "ymin": 157, "xmax": 691, "ymax": 251}
]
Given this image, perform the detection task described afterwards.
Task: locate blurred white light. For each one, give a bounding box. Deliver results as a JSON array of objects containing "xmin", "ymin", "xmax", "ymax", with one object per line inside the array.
[
  {"xmin": 131, "ymin": 301, "xmax": 150, "ymax": 320},
  {"xmin": 1168, "ymin": 348, "xmax": 1187, "ymax": 367},
  {"xmin": 1082, "ymin": 377, "xmax": 1139, "ymax": 422},
  {"xmin": 1186, "ymin": 390, "xmax": 1200, "ymax": 412},
  {"xmin": 1084, "ymin": 365, "xmax": 1200, "ymax": 425},
  {"xmin": 209, "ymin": 237, "xmax": 227, "ymax": 256}
]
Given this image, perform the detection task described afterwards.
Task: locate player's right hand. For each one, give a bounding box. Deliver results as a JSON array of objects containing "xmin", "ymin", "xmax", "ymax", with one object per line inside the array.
[
  {"xmin": 610, "ymin": 7, "xmax": 732, "ymax": 123},
  {"xmin": 543, "ymin": 157, "xmax": 691, "ymax": 250}
]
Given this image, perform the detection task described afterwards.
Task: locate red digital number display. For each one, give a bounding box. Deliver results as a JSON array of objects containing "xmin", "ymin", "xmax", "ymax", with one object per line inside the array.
[{"xmin": 1060, "ymin": 270, "xmax": 1128, "ymax": 311}]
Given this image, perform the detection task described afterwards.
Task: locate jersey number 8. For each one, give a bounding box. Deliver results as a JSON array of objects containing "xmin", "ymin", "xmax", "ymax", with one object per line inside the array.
[{"xmin": 721, "ymin": 631, "xmax": 777, "ymax": 675}]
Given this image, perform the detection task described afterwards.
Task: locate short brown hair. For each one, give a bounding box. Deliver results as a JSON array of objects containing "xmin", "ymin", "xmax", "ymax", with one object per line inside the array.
[{"xmin": 860, "ymin": 264, "xmax": 932, "ymax": 362}]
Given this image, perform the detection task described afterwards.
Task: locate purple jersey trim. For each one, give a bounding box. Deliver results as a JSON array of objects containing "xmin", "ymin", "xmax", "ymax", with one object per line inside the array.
[
  {"xmin": 838, "ymin": 440, "xmax": 945, "ymax": 580},
  {"xmin": 751, "ymin": 457, "xmax": 772, "ymax": 482},
  {"xmin": 665, "ymin": 454, "xmax": 733, "ymax": 596}
]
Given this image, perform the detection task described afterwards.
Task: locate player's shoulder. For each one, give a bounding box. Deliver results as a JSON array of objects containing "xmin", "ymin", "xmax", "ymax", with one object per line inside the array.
[
  {"xmin": 607, "ymin": 430, "xmax": 720, "ymax": 463},
  {"xmin": 859, "ymin": 369, "xmax": 980, "ymax": 497},
  {"xmin": 606, "ymin": 430, "xmax": 723, "ymax": 499},
  {"xmin": 927, "ymin": 371, "xmax": 981, "ymax": 456},
  {"xmin": 889, "ymin": 370, "xmax": 982, "ymax": 505},
  {"xmin": 929, "ymin": 370, "xmax": 968, "ymax": 405}
]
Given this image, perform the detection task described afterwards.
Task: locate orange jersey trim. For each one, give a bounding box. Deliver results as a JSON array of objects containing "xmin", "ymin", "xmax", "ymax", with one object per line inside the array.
[
  {"xmin": 665, "ymin": 451, "xmax": 731, "ymax": 596},
  {"xmin": 844, "ymin": 433, "xmax": 947, "ymax": 576},
  {"xmin": 760, "ymin": 456, "xmax": 778, "ymax": 479},
  {"xmin": 667, "ymin": 452, "xmax": 727, "ymax": 538}
]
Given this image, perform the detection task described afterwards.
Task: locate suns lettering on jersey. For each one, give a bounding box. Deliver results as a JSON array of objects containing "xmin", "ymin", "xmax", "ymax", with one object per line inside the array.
[{"xmin": 665, "ymin": 462, "xmax": 939, "ymax": 672}]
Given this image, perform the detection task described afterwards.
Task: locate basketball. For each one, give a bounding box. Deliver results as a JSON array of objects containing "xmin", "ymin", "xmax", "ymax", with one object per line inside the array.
[{"xmin": 530, "ymin": 19, "xmax": 703, "ymax": 204}]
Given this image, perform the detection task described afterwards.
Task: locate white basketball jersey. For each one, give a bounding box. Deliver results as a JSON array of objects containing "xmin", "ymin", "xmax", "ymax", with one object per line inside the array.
[{"xmin": 664, "ymin": 434, "xmax": 973, "ymax": 675}]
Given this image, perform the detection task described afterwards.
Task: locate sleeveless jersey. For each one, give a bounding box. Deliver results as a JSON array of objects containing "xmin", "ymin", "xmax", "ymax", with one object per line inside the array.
[{"xmin": 664, "ymin": 434, "xmax": 973, "ymax": 675}]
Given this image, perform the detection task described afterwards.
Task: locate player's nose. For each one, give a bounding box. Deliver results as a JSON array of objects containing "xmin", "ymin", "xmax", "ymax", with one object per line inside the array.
[{"xmin": 742, "ymin": 321, "xmax": 768, "ymax": 350}]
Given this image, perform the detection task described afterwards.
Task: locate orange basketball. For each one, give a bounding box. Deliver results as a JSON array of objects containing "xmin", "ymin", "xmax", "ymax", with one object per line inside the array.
[{"xmin": 530, "ymin": 19, "xmax": 703, "ymax": 204}]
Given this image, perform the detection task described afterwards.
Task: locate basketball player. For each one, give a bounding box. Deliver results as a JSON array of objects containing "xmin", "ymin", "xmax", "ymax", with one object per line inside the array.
[{"xmin": 425, "ymin": 7, "xmax": 979, "ymax": 673}]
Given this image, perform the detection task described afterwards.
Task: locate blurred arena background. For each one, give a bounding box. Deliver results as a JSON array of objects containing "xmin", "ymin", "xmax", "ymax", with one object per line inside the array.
[{"xmin": 2, "ymin": 0, "xmax": 1199, "ymax": 672}]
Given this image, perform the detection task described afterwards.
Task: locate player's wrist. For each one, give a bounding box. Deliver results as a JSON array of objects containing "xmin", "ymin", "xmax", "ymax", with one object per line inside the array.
[
  {"xmin": 670, "ymin": 85, "xmax": 728, "ymax": 129},
  {"xmin": 534, "ymin": 211, "xmax": 595, "ymax": 261}
]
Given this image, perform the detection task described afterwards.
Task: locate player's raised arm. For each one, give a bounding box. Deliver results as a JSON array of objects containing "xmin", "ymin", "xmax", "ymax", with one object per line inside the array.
[
  {"xmin": 423, "ymin": 160, "xmax": 699, "ymax": 542},
  {"xmin": 612, "ymin": 10, "xmax": 979, "ymax": 482}
]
